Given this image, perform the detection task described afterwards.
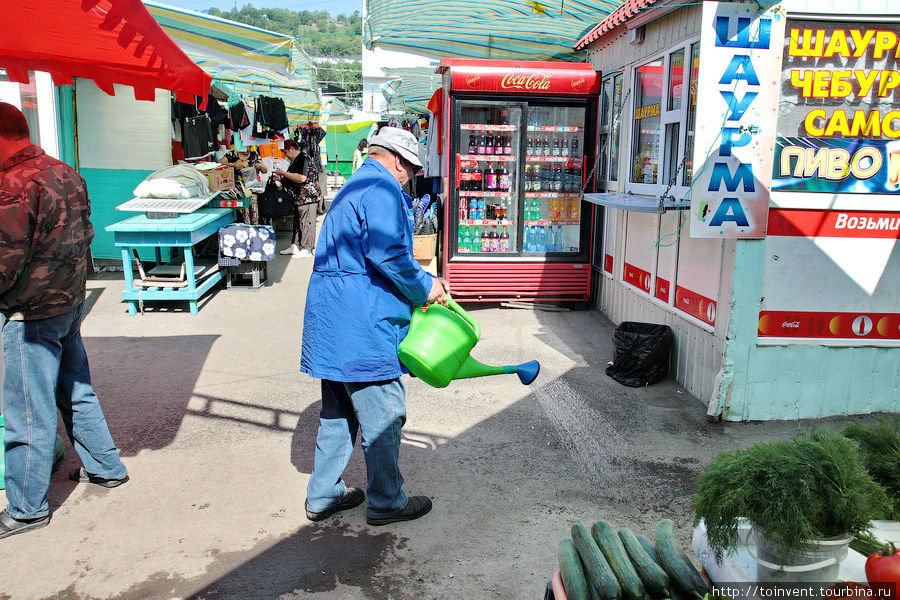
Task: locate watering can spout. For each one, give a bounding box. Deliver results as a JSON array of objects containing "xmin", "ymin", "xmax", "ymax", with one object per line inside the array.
[{"xmin": 453, "ymin": 357, "xmax": 540, "ymax": 385}]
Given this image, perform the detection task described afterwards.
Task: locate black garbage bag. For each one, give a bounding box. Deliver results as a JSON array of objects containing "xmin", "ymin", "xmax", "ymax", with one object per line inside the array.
[{"xmin": 605, "ymin": 322, "xmax": 674, "ymax": 387}]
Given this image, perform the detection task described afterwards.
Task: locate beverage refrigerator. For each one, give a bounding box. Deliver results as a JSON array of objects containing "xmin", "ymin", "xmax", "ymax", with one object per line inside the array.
[{"xmin": 435, "ymin": 59, "xmax": 601, "ymax": 302}]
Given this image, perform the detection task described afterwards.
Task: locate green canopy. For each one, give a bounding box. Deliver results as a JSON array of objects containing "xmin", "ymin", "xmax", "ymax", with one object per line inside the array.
[
  {"xmin": 364, "ymin": 0, "xmax": 621, "ymax": 61},
  {"xmin": 146, "ymin": 1, "xmax": 322, "ymax": 120}
]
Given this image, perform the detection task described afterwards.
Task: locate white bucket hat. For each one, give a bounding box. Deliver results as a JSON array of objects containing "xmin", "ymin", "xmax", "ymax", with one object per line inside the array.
[{"xmin": 368, "ymin": 127, "xmax": 423, "ymax": 168}]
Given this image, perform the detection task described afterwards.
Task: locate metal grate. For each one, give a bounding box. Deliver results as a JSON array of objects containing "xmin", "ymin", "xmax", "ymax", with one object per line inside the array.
[{"xmin": 116, "ymin": 194, "xmax": 217, "ymax": 214}]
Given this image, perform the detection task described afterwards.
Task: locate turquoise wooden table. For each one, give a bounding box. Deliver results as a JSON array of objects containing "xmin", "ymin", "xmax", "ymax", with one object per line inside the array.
[{"xmin": 105, "ymin": 208, "xmax": 235, "ymax": 315}]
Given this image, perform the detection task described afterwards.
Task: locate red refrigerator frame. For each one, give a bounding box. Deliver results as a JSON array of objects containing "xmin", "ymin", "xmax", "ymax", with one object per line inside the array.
[{"xmin": 436, "ymin": 58, "xmax": 602, "ymax": 302}]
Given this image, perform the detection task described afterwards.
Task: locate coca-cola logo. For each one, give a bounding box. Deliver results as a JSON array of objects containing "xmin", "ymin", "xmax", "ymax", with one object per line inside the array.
[
  {"xmin": 782, "ymin": 321, "xmax": 801, "ymax": 328},
  {"xmin": 500, "ymin": 72, "xmax": 552, "ymax": 91},
  {"xmin": 571, "ymin": 76, "xmax": 586, "ymax": 90},
  {"xmin": 465, "ymin": 74, "xmax": 481, "ymax": 88}
]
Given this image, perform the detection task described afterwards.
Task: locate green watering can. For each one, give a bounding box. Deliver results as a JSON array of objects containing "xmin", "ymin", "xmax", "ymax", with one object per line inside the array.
[{"xmin": 398, "ymin": 296, "xmax": 540, "ymax": 388}]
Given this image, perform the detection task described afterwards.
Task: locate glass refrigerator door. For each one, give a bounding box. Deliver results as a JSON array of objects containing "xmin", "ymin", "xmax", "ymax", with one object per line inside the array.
[
  {"xmin": 454, "ymin": 101, "xmax": 524, "ymax": 257},
  {"xmin": 521, "ymin": 105, "xmax": 587, "ymax": 256}
]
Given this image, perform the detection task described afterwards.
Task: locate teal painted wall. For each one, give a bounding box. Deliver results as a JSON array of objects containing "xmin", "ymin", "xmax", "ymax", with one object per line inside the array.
[
  {"xmin": 721, "ymin": 241, "xmax": 899, "ymax": 421},
  {"xmin": 55, "ymin": 86, "xmax": 76, "ymax": 169},
  {"xmin": 81, "ymin": 169, "xmax": 156, "ymax": 260}
]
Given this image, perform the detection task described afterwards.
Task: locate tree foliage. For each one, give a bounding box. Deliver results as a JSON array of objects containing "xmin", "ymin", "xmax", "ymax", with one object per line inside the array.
[{"xmin": 207, "ymin": 5, "xmax": 362, "ymax": 57}]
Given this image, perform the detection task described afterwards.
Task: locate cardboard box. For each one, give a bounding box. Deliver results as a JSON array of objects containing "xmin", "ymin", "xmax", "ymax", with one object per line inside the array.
[
  {"xmin": 416, "ymin": 257, "xmax": 438, "ymax": 276},
  {"xmin": 413, "ymin": 234, "xmax": 437, "ymax": 260},
  {"xmin": 203, "ymin": 167, "xmax": 235, "ymax": 192}
]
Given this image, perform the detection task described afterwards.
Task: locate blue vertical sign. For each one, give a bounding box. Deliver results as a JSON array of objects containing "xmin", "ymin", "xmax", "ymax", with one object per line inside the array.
[{"xmin": 690, "ymin": 2, "xmax": 785, "ymax": 238}]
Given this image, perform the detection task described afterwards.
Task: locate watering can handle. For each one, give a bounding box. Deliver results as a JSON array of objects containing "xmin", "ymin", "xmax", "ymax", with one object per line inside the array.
[{"xmin": 444, "ymin": 295, "xmax": 481, "ymax": 341}]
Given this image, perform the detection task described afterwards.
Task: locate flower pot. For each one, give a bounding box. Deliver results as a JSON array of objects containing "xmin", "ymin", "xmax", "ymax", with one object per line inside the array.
[{"xmin": 750, "ymin": 526, "xmax": 850, "ymax": 583}]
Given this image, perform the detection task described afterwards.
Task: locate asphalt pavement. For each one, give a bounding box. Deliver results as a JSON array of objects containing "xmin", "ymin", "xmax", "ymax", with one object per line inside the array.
[{"xmin": 0, "ymin": 223, "xmax": 887, "ymax": 600}]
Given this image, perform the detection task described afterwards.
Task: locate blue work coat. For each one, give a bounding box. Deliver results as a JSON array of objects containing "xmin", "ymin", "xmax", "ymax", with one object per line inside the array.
[{"xmin": 300, "ymin": 159, "xmax": 433, "ymax": 382}]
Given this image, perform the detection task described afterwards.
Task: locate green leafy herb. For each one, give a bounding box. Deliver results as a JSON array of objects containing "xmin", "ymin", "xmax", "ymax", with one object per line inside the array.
[
  {"xmin": 843, "ymin": 417, "xmax": 900, "ymax": 520},
  {"xmin": 693, "ymin": 427, "xmax": 890, "ymax": 563}
]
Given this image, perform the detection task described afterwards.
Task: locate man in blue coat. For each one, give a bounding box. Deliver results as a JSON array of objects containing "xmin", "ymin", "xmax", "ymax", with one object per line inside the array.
[{"xmin": 301, "ymin": 127, "xmax": 449, "ymax": 525}]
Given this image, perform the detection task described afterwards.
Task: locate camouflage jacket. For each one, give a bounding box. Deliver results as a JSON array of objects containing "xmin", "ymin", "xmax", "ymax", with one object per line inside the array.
[{"xmin": 0, "ymin": 145, "xmax": 93, "ymax": 320}]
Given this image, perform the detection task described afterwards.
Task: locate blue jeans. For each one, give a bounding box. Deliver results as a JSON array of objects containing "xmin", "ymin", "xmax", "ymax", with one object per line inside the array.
[
  {"xmin": 2, "ymin": 303, "xmax": 126, "ymax": 520},
  {"xmin": 306, "ymin": 378, "xmax": 408, "ymax": 518}
]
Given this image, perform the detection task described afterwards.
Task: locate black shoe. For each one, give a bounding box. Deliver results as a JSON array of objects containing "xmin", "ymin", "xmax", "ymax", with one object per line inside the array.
[
  {"xmin": 69, "ymin": 467, "xmax": 129, "ymax": 488},
  {"xmin": 0, "ymin": 509, "xmax": 50, "ymax": 539},
  {"xmin": 305, "ymin": 487, "xmax": 365, "ymax": 522},
  {"xmin": 366, "ymin": 496, "xmax": 432, "ymax": 526}
]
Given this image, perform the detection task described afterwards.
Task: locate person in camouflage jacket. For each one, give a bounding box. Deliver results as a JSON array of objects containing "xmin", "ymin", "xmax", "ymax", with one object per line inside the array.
[{"xmin": 0, "ymin": 103, "xmax": 128, "ymax": 540}]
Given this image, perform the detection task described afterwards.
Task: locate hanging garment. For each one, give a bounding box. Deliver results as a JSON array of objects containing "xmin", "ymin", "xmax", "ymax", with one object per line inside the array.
[
  {"xmin": 254, "ymin": 96, "xmax": 289, "ymax": 133},
  {"xmin": 229, "ymin": 101, "xmax": 249, "ymax": 131},
  {"xmin": 240, "ymin": 104, "xmax": 274, "ymax": 147},
  {"xmin": 182, "ymin": 115, "xmax": 216, "ymax": 158},
  {"xmin": 204, "ymin": 96, "xmax": 229, "ymax": 127},
  {"xmin": 172, "ymin": 99, "xmax": 199, "ymax": 119}
]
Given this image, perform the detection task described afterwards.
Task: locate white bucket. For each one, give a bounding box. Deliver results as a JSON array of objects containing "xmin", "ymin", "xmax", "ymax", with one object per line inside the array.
[{"xmin": 750, "ymin": 527, "xmax": 850, "ymax": 583}]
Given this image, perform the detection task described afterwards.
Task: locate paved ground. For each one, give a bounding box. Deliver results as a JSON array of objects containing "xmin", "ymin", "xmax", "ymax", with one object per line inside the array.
[{"xmin": 1, "ymin": 223, "xmax": 890, "ymax": 600}]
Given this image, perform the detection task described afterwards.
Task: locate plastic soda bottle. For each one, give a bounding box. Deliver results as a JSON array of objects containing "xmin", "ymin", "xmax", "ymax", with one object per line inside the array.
[
  {"xmin": 458, "ymin": 224, "xmax": 466, "ymax": 253},
  {"xmin": 471, "ymin": 225, "xmax": 480, "ymax": 252},
  {"xmin": 490, "ymin": 226, "xmax": 500, "ymax": 252},
  {"xmin": 481, "ymin": 228, "xmax": 490, "ymax": 252},
  {"xmin": 500, "ymin": 226, "xmax": 510, "ymax": 252}
]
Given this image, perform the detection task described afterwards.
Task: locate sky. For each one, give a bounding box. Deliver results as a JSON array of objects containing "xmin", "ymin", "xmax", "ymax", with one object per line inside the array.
[{"xmin": 155, "ymin": 0, "xmax": 363, "ymax": 17}]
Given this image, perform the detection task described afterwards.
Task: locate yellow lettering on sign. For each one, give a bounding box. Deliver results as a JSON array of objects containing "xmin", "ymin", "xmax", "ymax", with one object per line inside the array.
[
  {"xmin": 804, "ymin": 109, "xmax": 827, "ymax": 136},
  {"xmin": 789, "ymin": 29, "xmax": 825, "ymax": 57},
  {"xmin": 634, "ymin": 104, "xmax": 660, "ymax": 120},
  {"xmin": 829, "ymin": 71, "xmax": 853, "ymax": 97},
  {"xmin": 884, "ymin": 111, "xmax": 900, "ymax": 139},
  {"xmin": 824, "ymin": 30, "xmax": 851, "ymax": 57},
  {"xmin": 849, "ymin": 29, "xmax": 876, "ymax": 57},
  {"xmin": 812, "ymin": 70, "xmax": 831, "ymax": 98},
  {"xmin": 855, "ymin": 70, "xmax": 880, "ymax": 97},
  {"xmin": 824, "ymin": 110, "xmax": 850, "ymax": 136},
  {"xmin": 850, "ymin": 110, "xmax": 881, "ymax": 137},
  {"xmin": 826, "ymin": 149, "xmax": 851, "ymax": 180},
  {"xmin": 791, "ymin": 70, "xmax": 814, "ymax": 97},
  {"xmin": 873, "ymin": 30, "xmax": 898, "ymax": 59},
  {"xmin": 782, "ymin": 146, "xmax": 882, "ymax": 180},
  {"xmin": 877, "ymin": 70, "xmax": 900, "ymax": 97},
  {"xmin": 850, "ymin": 147, "xmax": 882, "ymax": 179}
]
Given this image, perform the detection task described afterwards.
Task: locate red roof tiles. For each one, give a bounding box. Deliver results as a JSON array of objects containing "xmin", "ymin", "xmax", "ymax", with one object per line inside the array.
[{"xmin": 574, "ymin": 0, "xmax": 661, "ymax": 49}]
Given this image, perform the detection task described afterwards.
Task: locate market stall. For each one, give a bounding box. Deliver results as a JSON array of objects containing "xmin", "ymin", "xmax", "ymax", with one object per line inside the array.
[{"xmin": 575, "ymin": 0, "xmax": 898, "ymax": 420}]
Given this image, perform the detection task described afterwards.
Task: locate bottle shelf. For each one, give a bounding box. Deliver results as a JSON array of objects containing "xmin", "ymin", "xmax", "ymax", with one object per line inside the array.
[
  {"xmin": 460, "ymin": 219, "xmax": 515, "ymax": 226},
  {"xmin": 461, "ymin": 124, "xmax": 518, "ymax": 131},
  {"xmin": 524, "ymin": 192, "xmax": 582, "ymax": 199},
  {"xmin": 524, "ymin": 156, "xmax": 582, "ymax": 164},
  {"xmin": 459, "ymin": 191, "xmax": 514, "ymax": 198},
  {"xmin": 459, "ymin": 154, "xmax": 516, "ymax": 162},
  {"xmin": 527, "ymin": 126, "xmax": 583, "ymax": 132},
  {"xmin": 524, "ymin": 220, "xmax": 580, "ymax": 226}
]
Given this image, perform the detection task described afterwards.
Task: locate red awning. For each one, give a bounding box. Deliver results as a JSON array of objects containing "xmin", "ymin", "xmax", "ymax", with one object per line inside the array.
[{"xmin": 0, "ymin": 0, "xmax": 211, "ymax": 102}]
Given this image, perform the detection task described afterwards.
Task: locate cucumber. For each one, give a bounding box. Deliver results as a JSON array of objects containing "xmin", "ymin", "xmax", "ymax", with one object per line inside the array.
[
  {"xmin": 619, "ymin": 527, "xmax": 672, "ymax": 599},
  {"xmin": 636, "ymin": 533, "xmax": 661, "ymax": 565},
  {"xmin": 592, "ymin": 521, "xmax": 647, "ymax": 600},
  {"xmin": 559, "ymin": 538, "xmax": 591, "ymax": 600},
  {"xmin": 678, "ymin": 549, "xmax": 708, "ymax": 593},
  {"xmin": 572, "ymin": 522, "xmax": 623, "ymax": 600},
  {"xmin": 655, "ymin": 520, "xmax": 705, "ymax": 599}
]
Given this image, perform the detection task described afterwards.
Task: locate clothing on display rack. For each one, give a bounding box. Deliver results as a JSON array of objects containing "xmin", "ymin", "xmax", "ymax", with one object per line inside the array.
[
  {"xmin": 254, "ymin": 96, "xmax": 289, "ymax": 136},
  {"xmin": 229, "ymin": 102, "xmax": 249, "ymax": 131},
  {"xmin": 182, "ymin": 114, "xmax": 216, "ymax": 158},
  {"xmin": 205, "ymin": 95, "xmax": 229, "ymax": 127}
]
